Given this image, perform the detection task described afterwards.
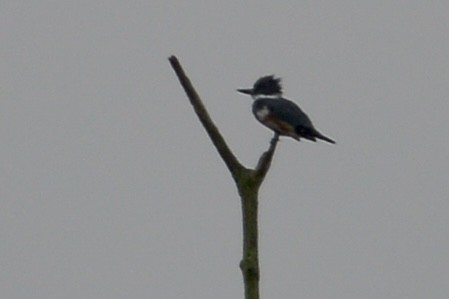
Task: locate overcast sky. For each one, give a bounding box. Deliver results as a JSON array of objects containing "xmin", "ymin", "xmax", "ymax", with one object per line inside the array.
[{"xmin": 2, "ymin": 1, "xmax": 449, "ymax": 298}]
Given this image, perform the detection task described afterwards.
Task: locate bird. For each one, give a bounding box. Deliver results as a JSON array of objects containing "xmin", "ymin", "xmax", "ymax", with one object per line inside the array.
[{"xmin": 237, "ymin": 75, "xmax": 335, "ymax": 144}]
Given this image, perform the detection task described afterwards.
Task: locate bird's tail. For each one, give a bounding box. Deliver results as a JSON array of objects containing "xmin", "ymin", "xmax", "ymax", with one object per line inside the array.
[{"xmin": 315, "ymin": 131, "xmax": 336, "ymax": 144}]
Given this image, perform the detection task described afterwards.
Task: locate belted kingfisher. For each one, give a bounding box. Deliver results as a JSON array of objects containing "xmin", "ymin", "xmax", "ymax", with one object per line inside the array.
[{"xmin": 237, "ymin": 75, "xmax": 335, "ymax": 144}]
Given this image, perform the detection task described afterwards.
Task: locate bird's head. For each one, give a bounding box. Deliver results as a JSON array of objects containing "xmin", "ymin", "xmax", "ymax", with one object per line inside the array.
[{"xmin": 237, "ymin": 75, "xmax": 282, "ymax": 99}]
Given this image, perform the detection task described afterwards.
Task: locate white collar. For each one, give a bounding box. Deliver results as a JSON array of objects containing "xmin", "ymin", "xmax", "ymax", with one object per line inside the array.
[{"xmin": 252, "ymin": 93, "xmax": 282, "ymax": 100}]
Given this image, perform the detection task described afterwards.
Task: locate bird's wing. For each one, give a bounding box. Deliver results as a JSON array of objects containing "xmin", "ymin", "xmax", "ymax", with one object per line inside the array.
[{"xmin": 267, "ymin": 98, "xmax": 314, "ymax": 129}]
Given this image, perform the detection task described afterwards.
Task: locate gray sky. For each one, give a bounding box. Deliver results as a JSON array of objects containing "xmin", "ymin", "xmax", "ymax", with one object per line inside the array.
[{"xmin": 2, "ymin": 1, "xmax": 449, "ymax": 298}]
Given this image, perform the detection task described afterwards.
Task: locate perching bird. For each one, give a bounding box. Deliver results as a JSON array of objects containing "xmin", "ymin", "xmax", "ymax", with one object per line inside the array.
[{"xmin": 237, "ymin": 75, "xmax": 335, "ymax": 144}]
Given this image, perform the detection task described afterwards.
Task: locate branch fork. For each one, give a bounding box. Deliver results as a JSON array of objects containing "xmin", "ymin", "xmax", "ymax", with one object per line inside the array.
[{"xmin": 169, "ymin": 55, "xmax": 279, "ymax": 299}]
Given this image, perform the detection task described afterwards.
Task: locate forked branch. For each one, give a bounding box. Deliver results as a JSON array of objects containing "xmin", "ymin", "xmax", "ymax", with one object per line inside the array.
[{"xmin": 169, "ymin": 55, "xmax": 280, "ymax": 299}]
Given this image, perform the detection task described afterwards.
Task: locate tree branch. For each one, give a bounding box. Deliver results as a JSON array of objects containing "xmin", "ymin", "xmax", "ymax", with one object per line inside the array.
[
  {"xmin": 253, "ymin": 133, "xmax": 279, "ymax": 183},
  {"xmin": 168, "ymin": 55, "xmax": 244, "ymax": 179},
  {"xmin": 169, "ymin": 55, "xmax": 280, "ymax": 299}
]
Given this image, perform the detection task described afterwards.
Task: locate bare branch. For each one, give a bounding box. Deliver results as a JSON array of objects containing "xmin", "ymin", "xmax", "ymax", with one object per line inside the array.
[
  {"xmin": 168, "ymin": 55, "xmax": 244, "ymax": 179},
  {"xmin": 253, "ymin": 133, "xmax": 279, "ymax": 182},
  {"xmin": 168, "ymin": 55, "xmax": 281, "ymax": 299}
]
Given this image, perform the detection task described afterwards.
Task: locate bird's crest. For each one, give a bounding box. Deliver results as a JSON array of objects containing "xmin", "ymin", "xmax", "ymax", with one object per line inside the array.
[{"xmin": 252, "ymin": 75, "xmax": 282, "ymax": 96}]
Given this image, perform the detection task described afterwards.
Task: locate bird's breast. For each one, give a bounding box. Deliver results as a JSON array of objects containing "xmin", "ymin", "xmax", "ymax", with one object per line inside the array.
[
  {"xmin": 254, "ymin": 105, "xmax": 271, "ymax": 121},
  {"xmin": 253, "ymin": 105, "xmax": 297, "ymax": 138}
]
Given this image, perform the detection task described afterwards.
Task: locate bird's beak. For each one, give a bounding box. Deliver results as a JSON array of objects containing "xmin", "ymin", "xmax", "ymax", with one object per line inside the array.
[{"xmin": 237, "ymin": 88, "xmax": 253, "ymax": 95}]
